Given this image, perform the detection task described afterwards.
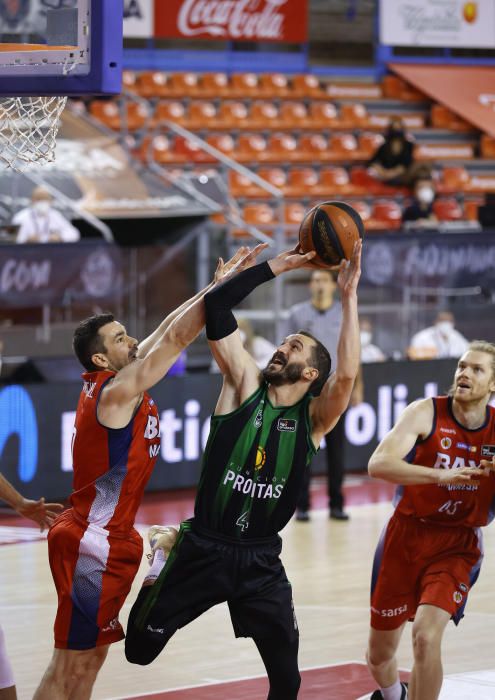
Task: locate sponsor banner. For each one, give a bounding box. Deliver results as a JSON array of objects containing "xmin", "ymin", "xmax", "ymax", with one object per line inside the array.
[
  {"xmin": 0, "ymin": 360, "xmax": 458, "ymax": 500},
  {"xmin": 389, "ymin": 64, "xmax": 495, "ymax": 139},
  {"xmin": 0, "ymin": 241, "xmax": 122, "ymax": 308},
  {"xmin": 155, "ymin": 0, "xmax": 308, "ymax": 43},
  {"xmin": 380, "ymin": 0, "xmax": 495, "ymax": 48},
  {"xmin": 124, "ymin": 0, "xmax": 153, "ymax": 37},
  {"xmin": 361, "ymin": 232, "xmax": 495, "ymax": 291}
]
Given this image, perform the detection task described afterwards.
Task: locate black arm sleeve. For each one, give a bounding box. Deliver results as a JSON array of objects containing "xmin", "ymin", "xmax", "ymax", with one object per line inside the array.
[{"xmin": 204, "ymin": 261, "xmax": 275, "ymax": 341}]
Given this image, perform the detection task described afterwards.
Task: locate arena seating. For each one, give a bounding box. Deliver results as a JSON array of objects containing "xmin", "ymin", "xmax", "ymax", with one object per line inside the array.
[{"xmin": 86, "ymin": 70, "xmax": 494, "ymax": 233}]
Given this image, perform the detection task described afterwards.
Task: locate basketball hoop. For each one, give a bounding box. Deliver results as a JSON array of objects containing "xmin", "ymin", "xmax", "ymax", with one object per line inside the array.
[{"xmin": 0, "ymin": 95, "xmax": 67, "ymax": 171}]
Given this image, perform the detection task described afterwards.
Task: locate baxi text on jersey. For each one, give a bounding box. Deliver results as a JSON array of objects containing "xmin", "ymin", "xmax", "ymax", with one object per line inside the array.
[
  {"xmin": 433, "ymin": 452, "xmax": 481, "ymax": 470},
  {"xmin": 144, "ymin": 415, "xmax": 161, "ymax": 458}
]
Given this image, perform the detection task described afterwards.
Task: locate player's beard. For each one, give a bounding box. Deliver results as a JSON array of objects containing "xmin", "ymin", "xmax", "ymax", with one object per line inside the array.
[{"xmin": 262, "ymin": 360, "xmax": 305, "ymax": 386}]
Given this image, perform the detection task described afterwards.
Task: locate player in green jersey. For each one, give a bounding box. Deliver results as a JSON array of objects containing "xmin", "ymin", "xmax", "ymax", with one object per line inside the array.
[{"xmin": 125, "ymin": 241, "xmax": 362, "ymax": 699}]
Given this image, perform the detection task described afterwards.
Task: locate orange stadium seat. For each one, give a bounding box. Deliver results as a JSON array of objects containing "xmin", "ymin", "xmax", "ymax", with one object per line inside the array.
[
  {"xmin": 200, "ymin": 72, "xmax": 231, "ymax": 98},
  {"xmin": 152, "ymin": 101, "xmax": 187, "ymax": 127},
  {"xmin": 249, "ymin": 101, "xmax": 280, "ymax": 129},
  {"xmin": 319, "ymin": 166, "xmax": 352, "ymax": 194},
  {"xmin": 90, "ymin": 100, "xmax": 149, "ymax": 131},
  {"xmin": 205, "ymin": 134, "xmax": 236, "ymax": 158},
  {"xmin": 257, "ymin": 167, "xmax": 287, "ymax": 193},
  {"xmin": 351, "ymin": 200, "xmax": 372, "ymax": 224},
  {"xmin": 291, "ymin": 74, "xmax": 325, "ymax": 98},
  {"xmin": 122, "ymin": 70, "xmax": 138, "ymax": 93},
  {"xmin": 285, "ymin": 167, "xmax": 320, "ymax": 196},
  {"xmin": 299, "ymin": 133, "xmax": 330, "ymax": 161},
  {"xmin": 89, "ymin": 100, "xmax": 120, "ymax": 129},
  {"xmin": 329, "ymin": 133, "xmax": 359, "ymax": 158},
  {"xmin": 173, "ymin": 136, "xmax": 215, "ymax": 163},
  {"xmin": 358, "ymin": 132, "xmax": 384, "ymax": 158},
  {"xmin": 217, "ymin": 101, "xmax": 250, "ymax": 129},
  {"xmin": 267, "ymin": 133, "xmax": 299, "ymax": 162},
  {"xmin": 308, "ymin": 102, "xmax": 339, "ymax": 129},
  {"xmin": 168, "ymin": 72, "xmax": 201, "ymax": 97},
  {"xmin": 382, "ymin": 75, "xmax": 425, "ymax": 101},
  {"xmin": 136, "ymin": 71, "xmax": 170, "ymax": 98},
  {"xmin": 237, "ymin": 133, "xmax": 268, "ymax": 162},
  {"xmin": 229, "ymin": 170, "xmax": 266, "ymax": 198},
  {"xmin": 243, "ymin": 202, "xmax": 276, "ymax": 226},
  {"xmin": 259, "ymin": 73, "xmax": 291, "ymax": 98},
  {"xmin": 431, "ymin": 104, "xmax": 472, "ymax": 132},
  {"xmin": 480, "ymin": 134, "xmax": 495, "ymax": 158},
  {"xmin": 440, "ymin": 166, "xmax": 471, "ymax": 193},
  {"xmin": 230, "ymin": 72, "xmax": 261, "ymax": 98},
  {"xmin": 433, "ymin": 198, "xmax": 464, "ymax": 221},
  {"xmin": 370, "ymin": 200, "xmax": 403, "ymax": 230},
  {"xmin": 339, "ymin": 103, "xmax": 368, "ymax": 128},
  {"xmin": 186, "ymin": 101, "xmax": 218, "ymax": 130},
  {"xmin": 464, "ymin": 199, "xmax": 481, "ymax": 221},
  {"xmin": 285, "ymin": 202, "xmax": 306, "ymax": 225},
  {"xmin": 278, "ymin": 102, "xmax": 310, "ymax": 129},
  {"xmin": 139, "ymin": 134, "xmax": 173, "ymax": 163}
]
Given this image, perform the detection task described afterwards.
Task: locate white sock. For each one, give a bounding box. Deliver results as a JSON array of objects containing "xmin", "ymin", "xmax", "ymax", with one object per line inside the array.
[
  {"xmin": 143, "ymin": 549, "xmax": 166, "ymax": 585},
  {"xmin": 381, "ymin": 679, "xmax": 404, "ymax": 700}
]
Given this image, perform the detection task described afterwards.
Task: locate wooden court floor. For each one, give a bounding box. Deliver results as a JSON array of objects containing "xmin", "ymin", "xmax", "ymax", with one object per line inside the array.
[{"xmin": 2, "ymin": 476, "xmax": 495, "ymax": 700}]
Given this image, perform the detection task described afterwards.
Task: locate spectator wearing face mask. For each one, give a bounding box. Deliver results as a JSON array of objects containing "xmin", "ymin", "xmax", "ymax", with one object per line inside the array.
[
  {"xmin": 360, "ymin": 318, "xmax": 386, "ymax": 363},
  {"xmin": 408, "ymin": 311, "xmax": 470, "ymax": 360},
  {"xmin": 367, "ymin": 117, "xmax": 425, "ymax": 186},
  {"xmin": 402, "ymin": 178, "xmax": 438, "ymax": 227},
  {"xmin": 14, "ymin": 186, "xmax": 80, "ymax": 244}
]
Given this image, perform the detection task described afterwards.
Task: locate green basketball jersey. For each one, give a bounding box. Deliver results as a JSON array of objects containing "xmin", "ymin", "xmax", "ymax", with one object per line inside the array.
[{"xmin": 194, "ymin": 383, "xmax": 318, "ymax": 539}]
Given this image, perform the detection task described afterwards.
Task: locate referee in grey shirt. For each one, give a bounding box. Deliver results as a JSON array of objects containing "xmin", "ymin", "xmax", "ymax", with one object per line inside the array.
[{"xmin": 286, "ymin": 268, "xmax": 362, "ymax": 521}]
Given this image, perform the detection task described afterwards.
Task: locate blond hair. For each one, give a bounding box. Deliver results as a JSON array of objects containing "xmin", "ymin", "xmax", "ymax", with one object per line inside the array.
[{"xmin": 467, "ymin": 340, "xmax": 495, "ymax": 380}]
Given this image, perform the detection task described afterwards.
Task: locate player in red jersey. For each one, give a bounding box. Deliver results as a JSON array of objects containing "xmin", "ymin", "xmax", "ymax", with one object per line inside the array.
[
  {"xmin": 33, "ymin": 246, "xmax": 266, "ymax": 700},
  {"xmin": 365, "ymin": 341, "xmax": 495, "ymax": 700}
]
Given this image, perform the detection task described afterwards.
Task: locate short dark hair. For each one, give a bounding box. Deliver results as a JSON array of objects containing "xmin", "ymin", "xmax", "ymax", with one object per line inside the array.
[
  {"xmin": 298, "ymin": 330, "xmax": 332, "ymax": 396},
  {"xmin": 73, "ymin": 313, "xmax": 115, "ymax": 371}
]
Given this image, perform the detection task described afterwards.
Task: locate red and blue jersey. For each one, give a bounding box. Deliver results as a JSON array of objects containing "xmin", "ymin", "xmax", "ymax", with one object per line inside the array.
[
  {"xmin": 70, "ymin": 370, "xmax": 161, "ymax": 534},
  {"xmin": 394, "ymin": 396, "xmax": 495, "ymax": 527}
]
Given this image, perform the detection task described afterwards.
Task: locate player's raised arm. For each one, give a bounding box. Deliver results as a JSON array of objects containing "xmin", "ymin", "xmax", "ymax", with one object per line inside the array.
[
  {"xmin": 137, "ymin": 247, "xmax": 250, "ymax": 360},
  {"xmin": 369, "ymin": 398, "xmax": 485, "ymax": 485},
  {"xmin": 101, "ymin": 247, "xmax": 266, "ymax": 410},
  {"xmin": 309, "ymin": 240, "xmax": 361, "ymax": 441},
  {"xmin": 205, "ymin": 245, "xmax": 316, "ymax": 398}
]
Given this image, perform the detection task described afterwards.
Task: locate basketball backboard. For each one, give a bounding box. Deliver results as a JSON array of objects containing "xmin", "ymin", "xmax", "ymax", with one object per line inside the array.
[{"xmin": 0, "ymin": 0, "xmax": 122, "ymax": 96}]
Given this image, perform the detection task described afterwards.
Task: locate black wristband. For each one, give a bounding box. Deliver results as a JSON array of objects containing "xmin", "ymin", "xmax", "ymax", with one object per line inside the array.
[{"xmin": 204, "ymin": 261, "xmax": 275, "ymax": 341}]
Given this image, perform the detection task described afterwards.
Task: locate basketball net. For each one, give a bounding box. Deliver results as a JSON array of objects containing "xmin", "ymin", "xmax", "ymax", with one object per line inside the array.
[{"xmin": 0, "ymin": 96, "xmax": 67, "ymax": 171}]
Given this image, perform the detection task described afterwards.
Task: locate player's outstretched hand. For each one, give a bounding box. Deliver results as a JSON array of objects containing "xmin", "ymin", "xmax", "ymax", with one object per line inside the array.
[
  {"xmin": 437, "ymin": 466, "xmax": 487, "ymax": 487},
  {"xmin": 268, "ymin": 245, "xmax": 316, "ymax": 276},
  {"xmin": 480, "ymin": 457, "xmax": 495, "ymax": 472},
  {"xmin": 214, "ymin": 243, "xmax": 269, "ymax": 284},
  {"xmin": 337, "ymin": 239, "xmax": 362, "ymax": 297},
  {"xmin": 17, "ymin": 497, "xmax": 64, "ymax": 532}
]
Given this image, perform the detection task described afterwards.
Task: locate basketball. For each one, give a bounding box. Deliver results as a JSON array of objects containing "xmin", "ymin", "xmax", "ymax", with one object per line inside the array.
[{"xmin": 298, "ymin": 201, "xmax": 365, "ymax": 267}]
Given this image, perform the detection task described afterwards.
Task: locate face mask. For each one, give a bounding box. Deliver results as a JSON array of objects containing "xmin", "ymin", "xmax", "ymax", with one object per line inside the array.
[
  {"xmin": 360, "ymin": 331, "xmax": 372, "ymax": 346},
  {"xmin": 34, "ymin": 201, "xmax": 51, "ymax": 215},
  {"xmin": 436, "ymin": 321, "xmax": 454, "ymax": 335},
  {"xmin": 239, "ymin": 330, "xmax": 247, "ymax": 345},
  {"xmin": 387, "ymin": 127, "xmax": 404, "ymax": 140},
  {"xmin": 417, "ymin": 188, "xmax": 435, "ymax": 204}
]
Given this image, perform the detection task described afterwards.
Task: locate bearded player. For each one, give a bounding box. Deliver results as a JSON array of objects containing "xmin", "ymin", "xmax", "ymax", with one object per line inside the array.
[{"xmin": 124, "ymin": 241, "xmax": 361, "ymax": 700}]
